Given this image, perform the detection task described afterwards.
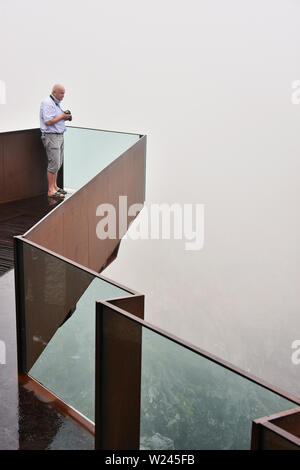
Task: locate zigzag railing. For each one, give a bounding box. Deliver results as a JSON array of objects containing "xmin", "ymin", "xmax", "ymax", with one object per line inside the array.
[{"xmin": 12, "ymin": 127, "xmax": 300, "ymax": 450}]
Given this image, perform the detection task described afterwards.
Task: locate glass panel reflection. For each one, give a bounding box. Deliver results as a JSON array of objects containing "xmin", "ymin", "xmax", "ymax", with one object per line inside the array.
[
  {"xmin": 64, "ymin": 127, "xmax": 140, "ymax": 190},
  {"xmin": 22, "ymin": 241, "xmax": 131, "ymax": 422},
  {"xmin": 140, "ymin": 327, "xmax": 297, "ymax": 450}
]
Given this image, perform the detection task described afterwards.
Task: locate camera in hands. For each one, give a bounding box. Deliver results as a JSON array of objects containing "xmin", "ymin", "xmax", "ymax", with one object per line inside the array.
[{"xmin": 64, "ymin": 110, "xmax": 72, "ymax": 121}]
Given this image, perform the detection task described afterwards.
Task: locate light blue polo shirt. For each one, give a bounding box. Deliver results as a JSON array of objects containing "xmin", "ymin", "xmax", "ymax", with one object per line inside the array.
[{"xmin": 40, "ymin": 94, "xmax": 66, "ymax": 133}]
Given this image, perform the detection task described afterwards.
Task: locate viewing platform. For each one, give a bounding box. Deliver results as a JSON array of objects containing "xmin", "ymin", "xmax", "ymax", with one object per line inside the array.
[{"xmin": 0, "ymin": 127, "xmax": 299, "ymax": 451}]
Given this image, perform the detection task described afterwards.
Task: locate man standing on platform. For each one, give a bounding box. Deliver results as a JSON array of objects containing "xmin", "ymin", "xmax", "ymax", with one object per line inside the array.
[{"xmin": 40, "ymin": 84, "xmax": 72, "ymax": 199}]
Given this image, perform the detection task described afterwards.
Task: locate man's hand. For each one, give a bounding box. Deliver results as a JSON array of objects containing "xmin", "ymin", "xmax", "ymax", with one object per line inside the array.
[
  {"xmin": 45, "ymin": 113, "xmax": 71, "ymax": 125},
  {"xmin": 62, "ymin": 112, "xmax": 72, "ymax": 121}
]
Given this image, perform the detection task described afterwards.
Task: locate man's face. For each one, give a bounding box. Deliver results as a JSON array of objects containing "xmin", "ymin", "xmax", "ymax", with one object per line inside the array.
[{"xmin": 53, "ymin": 88, "xmax": 65, "ymax": 101}]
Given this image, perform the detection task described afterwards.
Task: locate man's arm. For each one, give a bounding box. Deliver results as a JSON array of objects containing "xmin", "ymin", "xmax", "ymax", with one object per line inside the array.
[{"xmin": 45, "ymin": 113, "xmax": 72, "ymax": 125}]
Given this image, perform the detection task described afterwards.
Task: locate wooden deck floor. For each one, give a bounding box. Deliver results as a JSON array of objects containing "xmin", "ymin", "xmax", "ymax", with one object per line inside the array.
[{"xmin": 0, "ymin": 195, "xmax": 62, "ymax": 275}]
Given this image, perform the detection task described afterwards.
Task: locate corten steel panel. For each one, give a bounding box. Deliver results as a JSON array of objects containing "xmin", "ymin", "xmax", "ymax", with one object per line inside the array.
[
  {"xmin": 251, "ymin": 408, "xmax": 300, "ymax": 450},
  {"xmin": 0, "ymin": 136, "xmax": 4, "ymax": 199},
  {"xmin": 100, "ymin": 242, "xmax": 120, "ymax": 272},
  {"xmin": 23, "ymin": 206, "xmax": 65, "ymax": 255},
  {"xmin": 106, "ymin": 295, "xmax": 145, "ymax": 320},
  {"xmin": 14, "ymin": 237, "xmax": 27, "ymax": 373},
  {"xmin": 272, "ymin": 411, "xmax": 300, "ymax": 438},
  {"xmin": 257, "ymin": 424, "xmax": 299, "ymax": 450},
  {"xmin": 24, "ymin": 136, "xmax": 146, "ymax": 273},
  {"xmin": 0, "ymin": 129, "xmax": 50, "ymax": 203},
  {"xmin": 62, "ymin": 187, "xmax": 89, "ymax": 267},
  {"xmin": 96, "ymin": 303, "xmax": 142, "ymax": 450}
]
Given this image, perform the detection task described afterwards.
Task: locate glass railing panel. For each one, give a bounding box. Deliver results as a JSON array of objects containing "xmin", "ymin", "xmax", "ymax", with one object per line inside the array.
[
  {"xmin": 139, "ymin": 327, "xmax": 297, "ymax": 450},
  {"xmin": 21, "ymin": 240, "xmax": 131, "ymax": 422},
  {"xmin": 64, "ymin": 127, "xmax": 140, "ymax": 190},
  {"xmin": 95, "ymin": 305, "xmax": 299, "ymax": 450}
]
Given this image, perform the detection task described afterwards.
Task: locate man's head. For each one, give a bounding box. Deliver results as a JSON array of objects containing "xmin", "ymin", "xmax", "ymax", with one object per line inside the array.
[{"xmin": 52, "ymin": 84, "xmax": 65, "ymax": 102}]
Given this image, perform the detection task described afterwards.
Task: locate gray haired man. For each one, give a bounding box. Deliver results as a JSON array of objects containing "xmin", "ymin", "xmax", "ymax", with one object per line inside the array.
[{"xmin": 40, "ymin": 84, "xmax": 72, "ymax": 199}]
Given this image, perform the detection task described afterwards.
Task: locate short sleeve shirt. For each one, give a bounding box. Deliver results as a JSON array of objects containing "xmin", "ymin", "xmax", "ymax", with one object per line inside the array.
[{"xmin": 40, "ymin": 95, "xmax": 66, "ymax": 133}]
